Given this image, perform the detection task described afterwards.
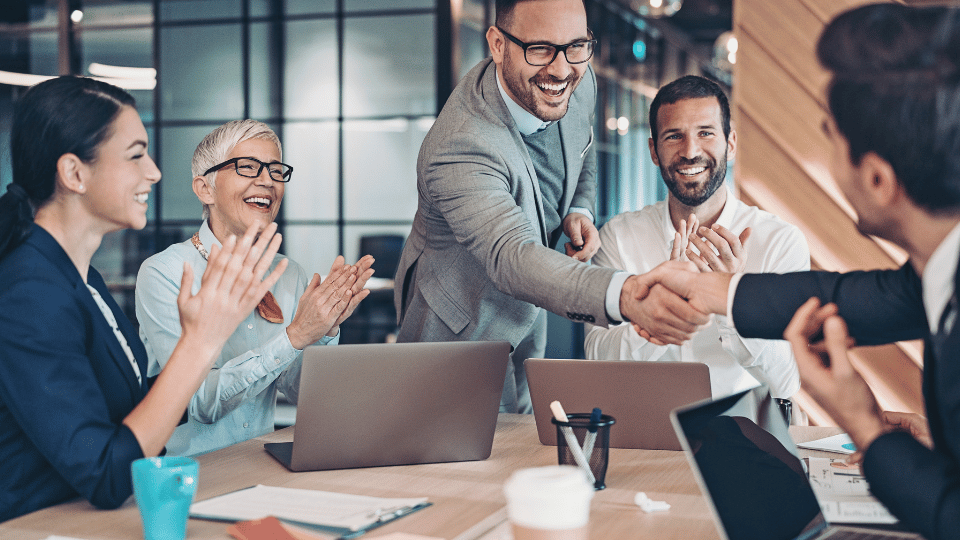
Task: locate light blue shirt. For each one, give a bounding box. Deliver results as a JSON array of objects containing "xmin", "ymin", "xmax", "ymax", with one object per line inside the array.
[{"xmin": 135, "ymin": 221, "xmax": 336, "ymax": 456}]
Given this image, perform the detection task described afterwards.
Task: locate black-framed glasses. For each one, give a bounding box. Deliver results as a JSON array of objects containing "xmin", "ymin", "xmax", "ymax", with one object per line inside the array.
[
  {"xmin": 497, "ymin": 27, "xmax": 596, "ymax": 66},
  {"xmin": 203, "ymin": 157, "xmax": 294, "ymax": 183}
]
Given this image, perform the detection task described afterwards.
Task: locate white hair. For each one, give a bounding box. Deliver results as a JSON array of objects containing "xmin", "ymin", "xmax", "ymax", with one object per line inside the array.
[{"xmin": 192, "ymin": 119, "xmax": 282, "ymax": 220}]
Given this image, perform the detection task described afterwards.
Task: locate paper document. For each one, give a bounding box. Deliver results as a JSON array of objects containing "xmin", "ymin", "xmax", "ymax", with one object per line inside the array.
[
  {"xmin": 191, "ymin": 485, "xmax": 429, "ymax": 532},
  {"xmin": 797, "ymin": 433, "xmax": 857, "ymax": 455},
  {"xmin": 806, "ymin": 457, "xmax": 898, "ymax": 524}
]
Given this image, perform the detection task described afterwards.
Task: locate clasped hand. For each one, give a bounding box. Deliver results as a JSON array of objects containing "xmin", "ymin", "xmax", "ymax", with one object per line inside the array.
[{"xmin": 285, "ymin": 254, "xmax": 375, "ymax": 350}]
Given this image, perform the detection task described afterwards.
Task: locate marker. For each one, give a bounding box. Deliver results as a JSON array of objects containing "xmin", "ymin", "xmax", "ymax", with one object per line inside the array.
[
  {"xmin": 550, "ymin": 401, "xmax": 595, "ymax": 485},
  {"xmin": 581, "ymin": 407, "xmax": 602, "ymax": 459}
]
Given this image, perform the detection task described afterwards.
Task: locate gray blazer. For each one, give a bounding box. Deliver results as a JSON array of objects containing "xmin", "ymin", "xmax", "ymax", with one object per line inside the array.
[{"xmin": 395, "ymin": 57, "xmax": 617, "ymax": 349}]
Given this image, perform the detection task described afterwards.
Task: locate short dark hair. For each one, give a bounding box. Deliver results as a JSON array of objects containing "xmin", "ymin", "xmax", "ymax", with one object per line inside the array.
[
  {"xmin": 495, "ymin": 0, "xmax": 585, "ymax": 30},
  {"xmin": 0, "ymin": 76, "xmax": 135, "ymax": 260},
  {"xmin": 649, "ymin": 75, "xmax": 731, "ymax": 143},
  {"xmin": 818, "ymin": 4, "xmax": 960, "ymax": 213}
]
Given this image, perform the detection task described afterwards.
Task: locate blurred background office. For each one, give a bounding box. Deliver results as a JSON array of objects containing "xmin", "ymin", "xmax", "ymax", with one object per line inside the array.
[
  {"xmin": 0, "ymin": 0, "xmax": 734, "ymax": 352},
  {"xmin": 1, "ymin": 0, "xmax": 926, "ymax": 426}
]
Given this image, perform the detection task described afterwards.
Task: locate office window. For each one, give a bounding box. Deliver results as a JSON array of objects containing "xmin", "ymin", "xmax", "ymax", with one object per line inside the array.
[
  {"xmin": 343, "ymin": 14, "xmax": 435, "ymax": 117},
  {"xmin": 342, "ymin": 118, "xmax": 429, "ymax": 221},
  {"xmin": 281, "ymin": 121, "xmax": 340, "ymax": 222},
  {"xmin": 344, "ymin": 0, "xmax": 435, "ymax": 13},
  {"xmin": 160, "ymin": 24, "xmax": 244, "ymax": 121},
  {"xmin": 78, "ymin": 0, "xmax": 153, "ymax": 26},
  {"xmin": 159, "ymin": 0, "xmax": 242, "ymax": 22},
  {"xmin": 79, "ymin": 28, "xmax": 155, "ymax": 122},
  {"xmin": 282, "ymin": 224, "xmax": 340, "ymax": 276},
  {"xmin": 285, "ymin": 0, "xmax": 337, "ymax": 17},
  {"xmin": 249, "ymin": 22, "xmax": 282, "ymax": 120},
  {"xmin": 284, "ymin": 19, "xmax": 338, "ymax": 120},
  {"xmin": 159, "ymin": 125, "xmax": 214, "ymax": 221}
]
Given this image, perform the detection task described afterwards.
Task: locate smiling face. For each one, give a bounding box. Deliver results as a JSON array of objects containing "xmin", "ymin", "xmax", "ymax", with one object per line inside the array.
[
  {"xmin": 489, "ymin": 0, "xmax": 590, "ymax": 122},
  {"xmin": 650, "ymin": 97, "xmax": 736, "ymax": 208},
  {"xmin": 199, "ymin": 137, "xmax": 285, "ymax": 242},
  {"xmin": 82, "ymin": 106, "xmax": 160, "ymax": 232}
]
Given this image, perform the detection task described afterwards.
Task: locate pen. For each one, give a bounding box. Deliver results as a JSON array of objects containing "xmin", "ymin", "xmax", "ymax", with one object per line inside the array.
[
  {"xmin": 550, "ymin": 400, "xmax": 596, "ymax": 485},
  {"xmin": 581, "ymin": 407, "xmax": 602, "ymax": 459}
]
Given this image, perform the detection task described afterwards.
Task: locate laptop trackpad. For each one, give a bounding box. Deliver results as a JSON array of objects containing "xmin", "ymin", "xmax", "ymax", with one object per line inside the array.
[{"xmin": 264, "ymin": 442, "xmax": 294, "ymax": 470}]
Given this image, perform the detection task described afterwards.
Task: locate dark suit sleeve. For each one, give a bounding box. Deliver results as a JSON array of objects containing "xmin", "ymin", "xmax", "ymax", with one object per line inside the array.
[
  {"xmin": 732, "ymin": 266, "xmax": 927, "ymax": 345},
  {"xmin": 0, "ymin": 277, "xmax": 144, "ymax": 512},
  {"xmin": 862, "ymin": 431, "xmax": 960, "ymax": 540}
]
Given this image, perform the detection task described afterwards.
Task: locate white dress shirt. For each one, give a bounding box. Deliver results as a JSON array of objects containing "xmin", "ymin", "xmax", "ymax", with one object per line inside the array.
[
  {"xmin": 135, "ymin": 221, "xmax": 337, "ymax": 456},
  {"xmin": 584, "ymin": 192, "xmax": 808, "ymax": 398},
  {"xmin": 923, "ymin": 220, "xmax": 960, "ymax": 335}
]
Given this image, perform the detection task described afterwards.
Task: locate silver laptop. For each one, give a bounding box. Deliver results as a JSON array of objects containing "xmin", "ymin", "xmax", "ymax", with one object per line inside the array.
[
  {"xmin": 265, "ymin": 341, "xmax": 510, "ymax": 472},
  {"xmin": 525, "ymin": 358, "xmax": 711, "ymax": 450},
  {"xmin": 671, "ymin": 387, "xmax": 920, "ymax": 540}
]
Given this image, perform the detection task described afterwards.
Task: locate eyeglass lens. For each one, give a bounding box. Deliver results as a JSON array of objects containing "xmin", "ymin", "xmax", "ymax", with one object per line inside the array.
[
  {"xmin": 234, "ymin": 158, "xmax": 291, "ymax": 181},
  {"xmin": 526, "ymin": 41, "xmax": 594, "ymax": 66}
]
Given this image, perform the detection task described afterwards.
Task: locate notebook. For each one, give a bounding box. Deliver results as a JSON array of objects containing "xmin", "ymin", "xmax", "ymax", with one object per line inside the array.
[
  {"xmin": 671, "ymin": 387, "xmax": 921, "ymax": 540},
  {"xmin": 265, "ymin": 341, "xmax": 511, "ymax": 472},
  {"xmin": 525, "ymin": 358, "xmax": 711, "ymax": 450}
]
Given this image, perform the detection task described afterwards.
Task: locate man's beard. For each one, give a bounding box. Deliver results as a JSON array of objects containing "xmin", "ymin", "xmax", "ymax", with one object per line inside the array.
[
  {"xmin": 660, "ymin": 152, "xmax": 728, "ymax": 207},
  {"xmin": 501, "ymin": 49, "xmax": 580, "ymax": 122}
]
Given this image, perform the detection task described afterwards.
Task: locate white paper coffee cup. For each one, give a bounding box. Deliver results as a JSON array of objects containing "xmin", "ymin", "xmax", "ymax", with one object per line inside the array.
[{"xmin": 503, "ymin": 465, "xmax": 594, "ymax": 539}]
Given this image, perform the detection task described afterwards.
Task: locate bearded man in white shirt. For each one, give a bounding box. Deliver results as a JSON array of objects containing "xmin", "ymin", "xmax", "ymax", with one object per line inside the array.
[{"xmin": 584, "ymin": 75, "xmax": 808, "ymax": 400}]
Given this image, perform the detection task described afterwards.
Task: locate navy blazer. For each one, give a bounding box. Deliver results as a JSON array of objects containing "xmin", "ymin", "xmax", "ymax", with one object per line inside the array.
[
  {"xmin": 733, "ymin": 266, "xmax": 960, "ymax": 540},
  {"xmin": 0, "ymin": 224, "xmax": 147, "ymax": 522}
]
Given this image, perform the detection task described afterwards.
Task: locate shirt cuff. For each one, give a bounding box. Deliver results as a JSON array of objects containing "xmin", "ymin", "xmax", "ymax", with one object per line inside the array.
[
  {"xmin": 605, "ymin": 271, "xmax": 631, "ymax": 323},
  {"xmin": 726, "ymin": 272, "xmax": 746, "ymax": 329},
  {"xmin": 567, "ymin": 207, "xmax": 595, "ymax": 223}
]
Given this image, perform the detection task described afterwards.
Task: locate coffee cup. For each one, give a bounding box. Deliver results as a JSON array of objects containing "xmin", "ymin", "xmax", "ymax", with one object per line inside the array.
[
  {"xmin": 503, "ymin": 465, "xmax": 594, "ymax": 540},
  {"xmin": 131, "ymin": 456, "xmax": 198, "ymax": 540}
]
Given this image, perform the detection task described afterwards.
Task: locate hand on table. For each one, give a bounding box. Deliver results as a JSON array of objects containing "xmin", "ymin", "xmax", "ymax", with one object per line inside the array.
[{"xmin": 563, "ymin": 212, "xmax": 600, "ymax": 262}]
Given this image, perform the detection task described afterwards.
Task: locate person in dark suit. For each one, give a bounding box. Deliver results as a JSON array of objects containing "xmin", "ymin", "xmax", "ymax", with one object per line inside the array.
[
  {"xmin": 394, "ymin": 0, "xmax": 708, "ymax": 412},
  {"xmin": 654, "ymin": 5, "xmax": 960, "ymax": 539},
  {"xmin": 0, "ymin": 76, "xmax": 287, "ymax": 521}
]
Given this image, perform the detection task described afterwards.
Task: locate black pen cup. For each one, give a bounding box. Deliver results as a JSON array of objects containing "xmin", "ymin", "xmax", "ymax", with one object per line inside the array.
[{"xmin": 552, "ymin": 413, "xmax": 615, "ymax": 490}]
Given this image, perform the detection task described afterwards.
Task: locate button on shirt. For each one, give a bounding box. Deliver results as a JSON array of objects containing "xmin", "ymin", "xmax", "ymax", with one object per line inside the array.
[
  {"xmin": 584, "ymin": 194, "xmax": 808, "ymax": 398},
  {"xmin": 135, "ymin": 221, "xmax": 337, "ymax": 456}
]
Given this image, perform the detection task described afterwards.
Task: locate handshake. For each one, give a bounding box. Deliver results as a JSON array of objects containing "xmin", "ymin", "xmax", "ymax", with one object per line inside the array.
[{"xmin": 618, "ymin": 261, "xmax": 735, "ymax": 346}]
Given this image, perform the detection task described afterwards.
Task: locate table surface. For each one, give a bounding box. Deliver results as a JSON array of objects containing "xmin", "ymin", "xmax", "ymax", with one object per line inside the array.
[{"xmin": 0, "ymin": 414, "xmax": 843, "ymax": 540}]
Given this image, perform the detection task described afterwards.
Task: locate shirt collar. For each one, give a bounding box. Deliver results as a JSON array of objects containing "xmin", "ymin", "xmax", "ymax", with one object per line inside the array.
[
  {"xmin": 198, "ymin": 220, "xmax": 221, "ymax": 252},
  {"xmin": 659, "ymin": 187, "xmax": 738, "ymax": 242},
  {"xmin": 495, "ymin": 66, "xmax": 552, "ymax": 136},
  {"xmin": 922, "ymin": 220, "xmax": 960, "ymax": 333}
]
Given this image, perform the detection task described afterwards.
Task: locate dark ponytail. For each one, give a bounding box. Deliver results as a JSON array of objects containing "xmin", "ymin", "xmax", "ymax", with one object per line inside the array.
[{"xmin": 0, "ymin": 76, "xmax": 135, "ymax": 260}]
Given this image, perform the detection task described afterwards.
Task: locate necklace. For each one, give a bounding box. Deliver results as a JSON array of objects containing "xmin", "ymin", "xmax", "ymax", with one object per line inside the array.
[{"xmin": 191, "ymin": 232, "xmax": 284, "ymax": 324}]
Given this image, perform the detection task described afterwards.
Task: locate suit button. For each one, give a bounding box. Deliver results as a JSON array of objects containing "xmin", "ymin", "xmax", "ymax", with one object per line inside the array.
[{"xmin": 585, "ymin": 315, "xmax": 595, "ymax": 323}]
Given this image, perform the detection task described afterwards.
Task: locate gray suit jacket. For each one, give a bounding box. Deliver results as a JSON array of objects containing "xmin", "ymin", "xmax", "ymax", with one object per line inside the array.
[{"xmin": 395, "ymin": 57, "xmax": 617, "ymax": 349}]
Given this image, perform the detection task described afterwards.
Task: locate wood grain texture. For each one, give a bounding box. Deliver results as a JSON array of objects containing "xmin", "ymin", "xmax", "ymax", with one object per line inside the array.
[{"xmin": 0, "ymin": 415, "xmax": 842, "ymax": 540}]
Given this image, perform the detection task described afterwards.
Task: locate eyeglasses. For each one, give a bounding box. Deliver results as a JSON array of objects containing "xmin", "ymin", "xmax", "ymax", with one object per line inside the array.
[
  {"xmin": 497, "ymin": 27, "xmax": 596, "ymax": 66},
  {"xmin": 203, "ymin": 157, "xmax": 294, "ymax": 183}
]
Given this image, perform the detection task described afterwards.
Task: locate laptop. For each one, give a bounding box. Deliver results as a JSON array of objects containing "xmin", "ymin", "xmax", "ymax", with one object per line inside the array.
[
  {"xmin": 265, "ymin": 341, "xmax": 511, "ymax": 472},
  {"xmin": 525, "ymin": 358, "xmax": 711, "ymax": 450},
  {"xmin": 671, "ymin": 387, "xmax": 921, "ymax": 540}
]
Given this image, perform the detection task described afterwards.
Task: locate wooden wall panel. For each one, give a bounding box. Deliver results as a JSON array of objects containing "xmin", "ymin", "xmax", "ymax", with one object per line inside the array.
[{"xmin": 733, "ymin": 0, "xmax": 924, "ymax": 424}]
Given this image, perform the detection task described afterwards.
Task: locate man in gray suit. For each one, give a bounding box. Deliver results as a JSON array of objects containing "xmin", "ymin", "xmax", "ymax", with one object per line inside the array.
[{"xmin": 395, "ymin": 0, "xmax": 707, "ymax": 412}]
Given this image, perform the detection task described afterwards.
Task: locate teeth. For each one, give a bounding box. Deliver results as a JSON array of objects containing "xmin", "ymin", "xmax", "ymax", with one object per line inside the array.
[
  {"xmin": 134, "ymin": 193, "xmax": 148, "ymax": 204},
  {"xmin": 245, "ymin": 197, "xmax": 271, "ymax": 208},
  {"xmin": 678, "ymin": 166, "xmax": 706, "ymax": 176},
  {"xmin": 538, "ymin": 81, "xmax": 568, "ymax": 95}
]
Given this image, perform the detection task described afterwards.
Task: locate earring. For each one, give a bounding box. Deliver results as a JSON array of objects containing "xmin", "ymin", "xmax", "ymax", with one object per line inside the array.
[{"xmin": 78, "ymin": 184, "xmax": 84, "ymax": 192}]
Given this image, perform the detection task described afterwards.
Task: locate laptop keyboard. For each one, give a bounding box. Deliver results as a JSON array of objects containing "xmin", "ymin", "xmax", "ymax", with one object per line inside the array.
[{"xmin": 820, "ymin": 527, "xmax": 919, "ymax": 539}]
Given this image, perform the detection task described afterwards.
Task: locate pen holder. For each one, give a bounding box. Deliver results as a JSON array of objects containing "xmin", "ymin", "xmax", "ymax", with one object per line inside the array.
[{"xmin": 552, "ymin": 413, "xmax": 615, "ymax": 490}]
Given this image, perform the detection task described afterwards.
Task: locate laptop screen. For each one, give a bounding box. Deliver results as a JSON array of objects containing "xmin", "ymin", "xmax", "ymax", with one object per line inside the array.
[{"xmin": 673, "ymin": 387, "xmax": 828, "ymax": 540}]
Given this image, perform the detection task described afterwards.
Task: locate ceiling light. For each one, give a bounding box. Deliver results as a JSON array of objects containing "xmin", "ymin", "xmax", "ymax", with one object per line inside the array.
[
  {"xmin": 633, "ymin": 0, "xmax": 683, "ymax": 18},
  {"xmin": 70, "ymin": 10, "xmax": 83, "ymax": 23}
]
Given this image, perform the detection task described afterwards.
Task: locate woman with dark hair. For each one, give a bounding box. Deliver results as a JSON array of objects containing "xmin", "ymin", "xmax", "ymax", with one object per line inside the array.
[{"xmin": 0, "ymin": 75, "xmax": 287, "ymax": 521}]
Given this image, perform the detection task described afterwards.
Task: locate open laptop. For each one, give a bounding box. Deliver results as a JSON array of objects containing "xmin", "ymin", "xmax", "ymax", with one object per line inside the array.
[
  {"xmin": 525, "ymin": 358, "xmax": 711, "ymax": 450},
  {"xmin": 265, "ymin": 341, "xmax": 511, "ymax": 472},
  {"xmin": 671, "ymin": 387, "xmax": 920, "ymax": 540}
]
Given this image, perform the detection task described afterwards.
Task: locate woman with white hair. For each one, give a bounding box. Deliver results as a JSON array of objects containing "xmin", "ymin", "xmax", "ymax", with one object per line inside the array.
[{"xmin": 135, "ymin": 120, "xmax": 374, "ymax": 456}]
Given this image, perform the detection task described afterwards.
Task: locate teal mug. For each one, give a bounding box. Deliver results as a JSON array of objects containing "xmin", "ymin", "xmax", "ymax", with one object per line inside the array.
[{"xmin": 131, "ymin": 456, "xmax": 199, "ymax": 540}]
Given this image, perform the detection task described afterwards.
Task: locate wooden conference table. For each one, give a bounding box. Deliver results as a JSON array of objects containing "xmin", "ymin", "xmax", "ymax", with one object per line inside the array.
[{"xmin": 0, "ymin": 414, "xmax": 842, "ymax": 540}]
